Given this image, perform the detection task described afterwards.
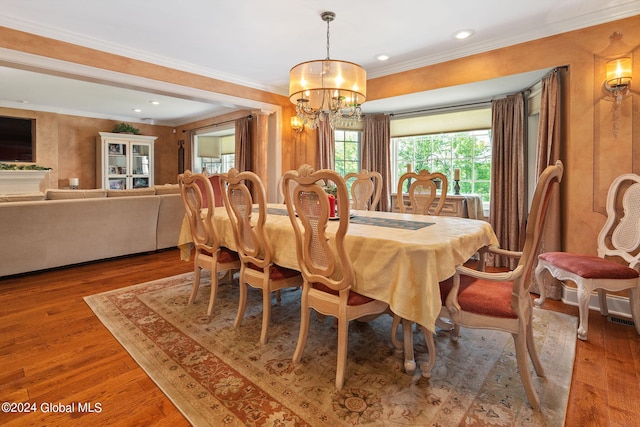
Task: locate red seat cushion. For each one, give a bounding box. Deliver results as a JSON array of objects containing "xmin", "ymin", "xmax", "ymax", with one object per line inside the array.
[
  {"xmin": 539, "ymin": 252, "xmax": 639, "ymax": 279},
  {"xmin": 202, "ymin": 246, "xmax": 239, "ymax": 263},
  {"xmin": 218, "ymin": 246, "xmax": 240, "ymax": 263},
  {"xmin": 311, "ymin": 282, "xmax": 375, "ymax": 306},
  {"xmin": 247, "ymin": 262, "xmax": 300, "ymax": 280},
  {"xmin": 439, "ymin": 275, "xmax": 517, "ymax": 319}
]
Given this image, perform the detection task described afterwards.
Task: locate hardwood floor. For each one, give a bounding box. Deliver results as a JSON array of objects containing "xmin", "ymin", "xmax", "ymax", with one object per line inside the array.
[{"xmin": 1, "ymin": 248, "xmax": 638, "ymax": 426}]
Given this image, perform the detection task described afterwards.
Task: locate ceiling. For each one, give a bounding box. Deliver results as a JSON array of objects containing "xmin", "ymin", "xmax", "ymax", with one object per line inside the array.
[{"xmin": 0, "ymin": 0, "xmax": 638, "ymax": 126}]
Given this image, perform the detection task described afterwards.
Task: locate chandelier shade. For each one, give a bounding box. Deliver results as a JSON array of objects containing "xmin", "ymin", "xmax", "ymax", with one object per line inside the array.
[{"xmin": 288, "ymin": 11, "xmax": 366, "ymax": 129}]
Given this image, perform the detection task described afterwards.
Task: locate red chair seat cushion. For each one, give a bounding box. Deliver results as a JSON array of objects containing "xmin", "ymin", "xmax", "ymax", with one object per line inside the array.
[
  {"xmin": 202, "ymin": 246, "xmax": 239, "ymax": 263},
  {"xmin": 539, "ymin": 252, "xmax": 639, "ymax": 279},
  {"xmin": 312, "ymin": 282, "xmax": 375, "ymax": 306},
  {"xmin": 440, "ymin": 275, "xmax": 517, "ymax": 319},
  {"xmin": 248, "ymin": 262, "xmax": 300, "ymax": 280}
]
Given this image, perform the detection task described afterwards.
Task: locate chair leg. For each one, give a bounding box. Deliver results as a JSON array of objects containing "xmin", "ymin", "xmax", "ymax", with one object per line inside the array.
[
  {"xmin": 207, "ymin": 267, "xmax": 219, "ymax": 317},
  {"xmin": 293, "ymin": 291, "xmax": 311, "ymax": 364},
  {"xmin": 513, "ymin": 332, "xmax": 540, "ymax": 410},
  {"xmin": 390, "ymin": 315, "xmax": 417, "ymax": 373},
  {"xmin": 576, "ymin": 283, "xmax": 591, "ymax": 341},
  {"xmin": 402, "ymin": 318, "xmax": 416, "ymax": 374},
  {"xmin": 259, "ymin": 285, "xmax": 272, "ymax": 345},
  {"xmin": 234, "ymin": 273, "xmax": 248, "ymax": 329},
  {"xmin": 525, "ymin": 317, "xmax": 545, "ymax": 377},
  {"xmin": 390, "ymin": 314, "xmax": 402, "ymax": 350},
  {"xmin": 598, "ymin": 288, "xmax": 609, "ymax": 316},
  {"xmin": 533, "ymin": 263, "xmax": 547, "ymax": 307},
  {"xmin": 189, "ymin": 263, "xmax": 201, "ymax": 305},
  {"xmin": 419, "ymin": 326, "xmax": 436, "ymax": 379},
  {"xmin": 335, "ymin": 318, "xmax": 349, "ymax": 390}
]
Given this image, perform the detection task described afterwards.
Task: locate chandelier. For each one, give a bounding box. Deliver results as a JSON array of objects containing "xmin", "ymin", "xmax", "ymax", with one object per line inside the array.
[{"xmin": 289, "ymin": 11, "xmax": 366, "ymax": 129}]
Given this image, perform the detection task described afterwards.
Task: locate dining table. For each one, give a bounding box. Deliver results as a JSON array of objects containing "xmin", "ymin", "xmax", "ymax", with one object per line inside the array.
[{"xmin": 177, "ymin": 204, "xmax": 499, "ymax": 375}]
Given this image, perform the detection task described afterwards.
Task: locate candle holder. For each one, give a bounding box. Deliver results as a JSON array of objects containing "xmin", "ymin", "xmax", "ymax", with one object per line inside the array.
[{"xmin": 454, "ymin": 180, "xmax": 460, "ymax": 195}]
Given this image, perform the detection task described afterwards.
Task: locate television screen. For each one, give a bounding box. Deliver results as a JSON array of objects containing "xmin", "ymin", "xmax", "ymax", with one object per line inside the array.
[{"xmin": 0, "ymin": 116, "xmax": 35, "ymax": 162}]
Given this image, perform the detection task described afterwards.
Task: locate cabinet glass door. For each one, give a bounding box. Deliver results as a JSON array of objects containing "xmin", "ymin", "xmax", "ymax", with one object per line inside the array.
[
  {"xmin": 107, "ymin": 142, "xmax": 128, "ymax": 189},
  {"xmin": 131, "ymin": 143, "xmax": 150, "ymax": 188}
]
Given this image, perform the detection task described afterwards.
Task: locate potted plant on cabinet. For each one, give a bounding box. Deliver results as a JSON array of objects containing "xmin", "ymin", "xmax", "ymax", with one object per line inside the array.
[{"xmin": 111, "ymin": 122, "xmax": 140, "ymax": 135}]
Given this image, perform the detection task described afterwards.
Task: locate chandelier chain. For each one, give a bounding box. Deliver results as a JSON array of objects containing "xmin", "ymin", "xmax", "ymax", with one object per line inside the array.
[{"xmin": 326, "ymin": 16, "xmax": 331, "ymax": 60}]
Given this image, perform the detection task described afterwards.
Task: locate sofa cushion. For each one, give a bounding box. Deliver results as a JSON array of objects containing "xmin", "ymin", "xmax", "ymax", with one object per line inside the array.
[
  {"xmin": 46, "ymin": 189, "xmax": 107, "ymax": 199},
  {"xmin": 107, "ymin": 187, "xmax": 156, "ymax": 197},
  {"xmin": 0, "ymin": 192, "xmax": 45, "ymax": 202},
  {"xmin": 153, "ymin": 184, "xmax": 180, "ymax": 195}
]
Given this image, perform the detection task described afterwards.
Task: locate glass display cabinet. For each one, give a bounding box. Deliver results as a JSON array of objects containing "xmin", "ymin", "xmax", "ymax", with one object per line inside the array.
[{"xmin": 96, "ymin": 132, "xmax": 157, "ymax": 189}]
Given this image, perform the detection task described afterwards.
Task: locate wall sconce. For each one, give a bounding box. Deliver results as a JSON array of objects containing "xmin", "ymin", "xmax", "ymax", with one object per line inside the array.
[
  {"xmin": 598, "ymin": 32, "xmax": 634, "ymax": 137},
  {"xmin": 605, "ymin": 56, "xmax": 632, "ymax": 102},
  {"xmin": 291, "ymin": 116, "xmax": 304, "ymax": 133}
]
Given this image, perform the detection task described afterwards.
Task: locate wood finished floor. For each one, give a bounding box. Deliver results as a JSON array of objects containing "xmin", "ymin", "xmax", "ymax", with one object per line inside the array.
[{"xmin": 0, "ymin": 248, "xmax": 638, "ymax": 426}]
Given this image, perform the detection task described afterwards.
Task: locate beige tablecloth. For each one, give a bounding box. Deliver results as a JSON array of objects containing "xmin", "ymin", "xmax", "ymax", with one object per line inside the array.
[{"xmin": 178, "ymin": 205, "xmax": 499, "ymax": 333}]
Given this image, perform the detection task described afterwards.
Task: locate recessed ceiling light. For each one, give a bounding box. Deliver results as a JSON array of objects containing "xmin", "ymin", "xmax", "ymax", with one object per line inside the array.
[
  {"xmin": 132, "ymin": 108, "xmax": 142, "ymax": 113},
  {"xmin": 150, "ymin": 101, "xmax": 160, "ymax": 105},
  {"xmin": 376, "ymin": 54, "xmax": 390, "ymax": 61},
  {"xmin": 454, "ymin": 29, "xmax": 475, "ymax": 40}
]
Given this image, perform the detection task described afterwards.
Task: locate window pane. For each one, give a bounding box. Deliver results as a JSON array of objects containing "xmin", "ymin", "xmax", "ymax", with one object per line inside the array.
[
  {"xmin": 334, "ymin": 129, "xmax": 362, "ymax": 183},
  {"xmin": 391, "ymin": 129, "xmax": 492, "ymax": 206}
]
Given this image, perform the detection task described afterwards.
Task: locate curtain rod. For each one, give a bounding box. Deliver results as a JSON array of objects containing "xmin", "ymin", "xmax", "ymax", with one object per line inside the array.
[
  {"xmin": 389, "ymin": 100, "xmax": 490, "ymax": 118},
  {"xmin": 182, "ymin": 114, "xmax": 252, "ymax": 133},
  {"xmin": 522, "ymin": 65, "xmax": 569, "ymax": 94},
  {"xmin": 389, "ymin": 65, "xmax": 569, "ymax": 118}
]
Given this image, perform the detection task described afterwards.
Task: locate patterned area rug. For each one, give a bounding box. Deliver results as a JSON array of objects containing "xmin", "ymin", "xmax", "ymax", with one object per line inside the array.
[{"xmin": 85, "ymin": 272, "xmax": 577, "ymax": 426}]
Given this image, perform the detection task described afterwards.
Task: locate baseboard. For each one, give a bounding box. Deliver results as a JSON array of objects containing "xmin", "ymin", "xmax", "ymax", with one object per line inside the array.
[{"xmin": 560, "ymin": 283, "xmax": 633, "ymax": 319}]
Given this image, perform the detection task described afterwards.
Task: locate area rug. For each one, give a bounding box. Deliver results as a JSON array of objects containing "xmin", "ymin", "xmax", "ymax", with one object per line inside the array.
[{"xmin": 85, "ymin": 272, "xmax": 577, "ymax": 426}]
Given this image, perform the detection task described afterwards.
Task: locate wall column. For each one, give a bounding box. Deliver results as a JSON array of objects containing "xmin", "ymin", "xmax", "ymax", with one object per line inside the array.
[{"xmin": 252, "ymin": 110, "xmax": 272, "ymax": 189}]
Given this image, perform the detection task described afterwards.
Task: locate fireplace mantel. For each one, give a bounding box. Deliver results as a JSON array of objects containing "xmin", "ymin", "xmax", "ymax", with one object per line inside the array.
[{"xmin": 0, "ymin": 170, "xmax": 51, "ymax": 194}]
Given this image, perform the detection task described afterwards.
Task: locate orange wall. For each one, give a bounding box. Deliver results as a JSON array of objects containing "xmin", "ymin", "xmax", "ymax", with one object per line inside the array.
[
  {"xmin": 0, "ymin": 107, "xmax": 179, "ymax": 188},
  {"xmin": 365, "ymin": 16, "xmax": 640, "ymax": 256},
  {"xmin": 1, "ymin": 15, "xmax": 639, "ymax": 256}
]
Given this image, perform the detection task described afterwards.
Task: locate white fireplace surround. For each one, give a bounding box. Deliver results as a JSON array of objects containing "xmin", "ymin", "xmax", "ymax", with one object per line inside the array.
[{"xmin": 0, "ymin": 170, "xmax": 51, "ymax": 194}]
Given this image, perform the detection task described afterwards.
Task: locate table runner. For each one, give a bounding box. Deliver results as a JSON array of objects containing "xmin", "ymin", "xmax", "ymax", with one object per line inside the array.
[{"xmin": 262, "ymin": 206, "xmax": 432, "ymax": 230}]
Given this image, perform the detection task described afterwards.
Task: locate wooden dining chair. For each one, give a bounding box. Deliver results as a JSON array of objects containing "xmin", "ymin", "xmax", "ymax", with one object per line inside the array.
[
  {"xmin": 282, "ymin": 164, "xmax": 389, "ymax": 390},
  {"xmin": 535, "ymin": 173, "xmax": 640, "ymax": 341},
  {"xmin": 220, "ymin": 168, "xmax": 302, "ymax": 344},
  {"xmin": 344, "ymin": 169, "xmax": 382, "ymax": 211},
  {"xmin": 391, "ymin": 169, "xmax": 449, "ymax": 357},
  {"xmin": 178, "ymin": 170, "xmax": 240, "ymax": 317},
  {"xmin": 396, "ymin": 169, "xmax": 448, "ymax": 215},
  {"xmin": 438, "ymin": 160, "xmax": 564, "ymax": 410}
]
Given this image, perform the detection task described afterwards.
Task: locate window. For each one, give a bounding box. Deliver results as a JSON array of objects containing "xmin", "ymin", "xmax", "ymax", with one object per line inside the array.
[
  {"xmin": 391, "ymin": 129, "xmax": 492, "ymax": 203},
  {"xmin": 194, "ymin": 132, "xmax": 235, "ymax": 174},
  {"xmin": 333, "ymin": 129, "xmax": 361, "ymax": 176}
]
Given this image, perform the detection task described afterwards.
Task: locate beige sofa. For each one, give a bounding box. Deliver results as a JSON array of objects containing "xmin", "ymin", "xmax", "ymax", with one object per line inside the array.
[{"xmin": 0, "ymin": 185, "xmax": 185, "ymax": 277}]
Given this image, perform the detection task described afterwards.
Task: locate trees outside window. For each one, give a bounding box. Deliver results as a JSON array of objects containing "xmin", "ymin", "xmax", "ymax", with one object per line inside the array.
[
  {"xmin": 334, "ymin": 129, "xmax": 361, "ymax": 176},
  {"xmin": 392, "ymin": 130, "xmax": 492, "ymax": 203}
]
